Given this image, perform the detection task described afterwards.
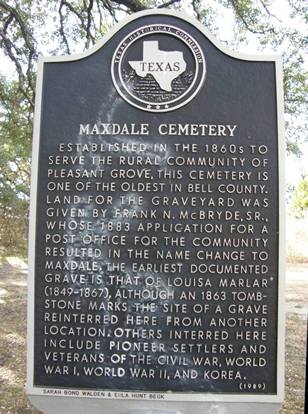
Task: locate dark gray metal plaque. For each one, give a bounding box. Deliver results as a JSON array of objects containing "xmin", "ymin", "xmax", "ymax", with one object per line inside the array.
[{"xmin": 27, "ymin": 10, "xmax": 284, "ymax": 404}]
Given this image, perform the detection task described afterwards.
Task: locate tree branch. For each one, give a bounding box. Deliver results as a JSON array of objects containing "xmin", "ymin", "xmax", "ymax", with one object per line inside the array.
[
  {"xmin": 157, "ymin": 0, "xmax": 181, "ymax": 9},
  {"xmin": 0, "ymin": 30, "xmax": 34, "ymax": 108},
  {"xmin": 230, "ymin": 0, "xmax": 276, "ymax": 35},
  {"xmin": 59, "ymin": 0, "xmax": 71, "ymax": 54},
  {"xmin": 101, "ymin": 0, "xmax": 118, "ymax": 23},
  {"xmin": 85, "ymin": 0, "xmax": 95, "ymax": 48},
  {"xmin": 191, "ymin": 0, "xmax": 202, "ymax": 21},
  {"xmin": 0, "ymin": 1, "xmax": 36, "ymax": 106},
  {"xmin": 3, "ymin": 13, "xmax": 13, "ymax": 33},
  {"xmin": 259, "ymin": 0, "xmax": 281, "ymax": 23},
  {"xmin": 62, "ymin": 0, "xmax": 85, "ymax": 23},
  {"xmin": 0, "ymin": 0, "xmax": 37, "ymax": 59},
  {"xmin": 110, "ymin": 0, "xmax": 147, "ymax": 13}
]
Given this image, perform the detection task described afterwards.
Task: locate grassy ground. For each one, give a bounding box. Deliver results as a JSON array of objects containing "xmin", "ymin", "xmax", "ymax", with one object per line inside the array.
[
  {"xmin": 0, "ymin": 256, "xmax": 39, "ymax": 413},
  {"xmin": 283, "ymin": 314, "xmax": 306, "ymax": 413},
  {"xmin": 0, "ymin": 256, "xmax": 306, "ymax": 413},
  {"xmin": 286, "ymin": 216, "xmax": 308, "ymax": 264},
  {"xmin": 281, "ymin": 265, "xmax": 307, "ymax": 413}
]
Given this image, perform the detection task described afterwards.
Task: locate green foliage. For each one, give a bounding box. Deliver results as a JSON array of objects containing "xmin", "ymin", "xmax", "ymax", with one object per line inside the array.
[
  {"xmin": 291, "ymin": 176, "xmax": 308, "ymax": 217},
  {"xmin": 0, "ymin": 76, "xmax": 31, "ymax": 253}
]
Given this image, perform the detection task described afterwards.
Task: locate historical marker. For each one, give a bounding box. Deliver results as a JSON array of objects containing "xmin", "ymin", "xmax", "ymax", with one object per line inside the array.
[{"xmin": 27, "ymin": 9, "xmax": 285, "ymax": 413}]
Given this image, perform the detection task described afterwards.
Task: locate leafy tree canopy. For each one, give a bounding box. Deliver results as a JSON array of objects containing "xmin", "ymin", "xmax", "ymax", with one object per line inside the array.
[
  {"xmin": 291, "ymin": 175, "xmax": 308, "ymax": 217},
  {"xmin": 0, "ymin": 0, "xmax": 307, "ymax": 249}
]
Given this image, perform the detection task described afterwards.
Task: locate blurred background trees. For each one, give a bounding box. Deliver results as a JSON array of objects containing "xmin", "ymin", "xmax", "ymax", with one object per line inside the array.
[
  {"xmin": 0, "ymin": 0, "xmax": 307, "ymax": 254},
  {"xmin": 291, "ymin": 175, "xmax": 308, "ymax": 218}
]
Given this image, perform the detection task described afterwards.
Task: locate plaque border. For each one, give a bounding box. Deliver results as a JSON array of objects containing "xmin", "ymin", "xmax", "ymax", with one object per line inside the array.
[{"xmin": 27, "ymin": 8, "xmax": 285, "ymax": 404}]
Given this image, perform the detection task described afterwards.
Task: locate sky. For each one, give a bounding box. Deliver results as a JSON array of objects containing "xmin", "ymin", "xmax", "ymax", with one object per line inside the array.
[{"xmin": 287, "ymin": 143, "xmax": 308, "ymax": 186}]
